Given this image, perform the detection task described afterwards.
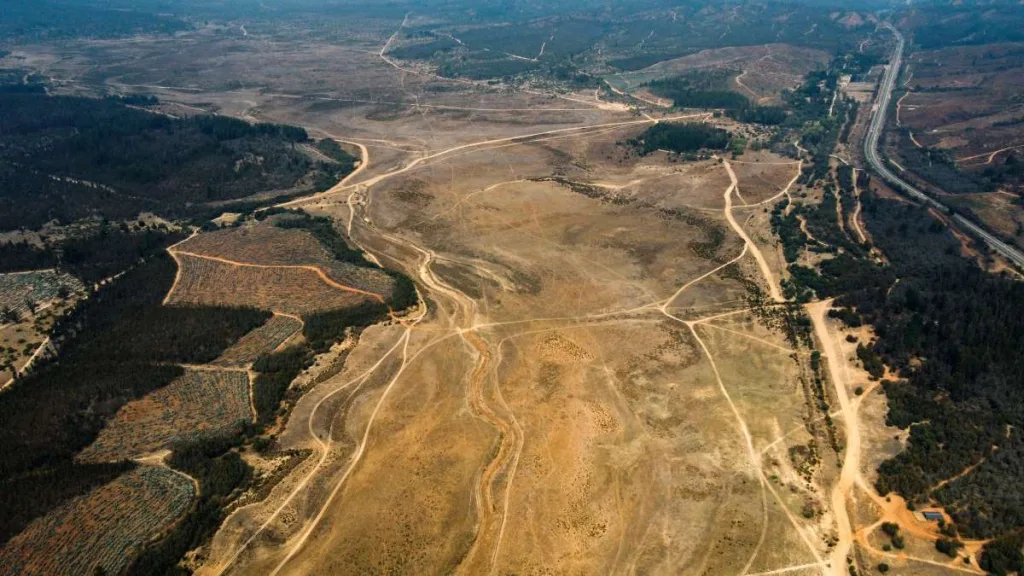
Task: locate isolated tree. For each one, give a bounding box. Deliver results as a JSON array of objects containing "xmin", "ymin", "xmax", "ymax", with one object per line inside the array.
[
  {"xmin": 1, "ymin": 307, "xmax": 18, "ymax": 324},
  {"xmin": 936, "ymin": 537, "xmax": 964, "ymax": 558},
  {"xmin": 881, "ymin": 522, "xmax": 899, "ymax": 537}
]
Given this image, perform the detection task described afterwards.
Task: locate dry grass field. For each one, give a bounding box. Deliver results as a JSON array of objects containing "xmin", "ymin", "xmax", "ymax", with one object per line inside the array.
[
  {"xmin": 0, "ymin": 466, "xmax": 195, "ymax": 576},
  {"xmin": 899, "ymin": 43, "xmax": 1024, "ymax": 161},
  {"xmin": 944, "ymin": 192, "xmax": 1024, "ymax": 250},
  {"xmin": 199, "ymin": 112, "xmax": 834, "ymax": 575},
  {"xmin": 79, "ymin": 369, "xmax": 253, "ymax": 462}
]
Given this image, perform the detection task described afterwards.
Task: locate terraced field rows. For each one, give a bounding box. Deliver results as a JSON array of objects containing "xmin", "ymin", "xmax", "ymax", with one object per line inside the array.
[
  {"xmin": 323, "ymin": 260, "xmax": 396, "ymax": 296},
  {"xmin": 0, "ymin": 466, "xmax": 195, "ymax": 576},
  {"xmin": 176, "ymin": 225, "xmax": 395, "ymax": 296},
  {"xmin": 167, "ymin": 254, "xmax": 372, "ymax": 315},
  {"xmin": 79, "ymin": 369, "xmax": 252, "ymax": 462},
  {"xmin": 213, "ymin": 313, "xmax": 303, "ymax": 367},
  {"xmin": 177, "ymin": 224, "xmax": 333, "ymax": 267}
]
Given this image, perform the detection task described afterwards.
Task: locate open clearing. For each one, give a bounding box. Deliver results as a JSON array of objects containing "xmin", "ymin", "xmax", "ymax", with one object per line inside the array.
[
  {"xmin": 0, "ymin": 270, "xmax": 83, "ymax": 388},
  {"xmin": 196, "ymin": 105, "xmax": 836, "ymax": 575}
]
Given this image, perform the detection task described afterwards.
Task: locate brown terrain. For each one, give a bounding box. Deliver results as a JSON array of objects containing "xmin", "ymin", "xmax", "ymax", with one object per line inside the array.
[
  {"xmin": 894, "ymin": 42, "xmax": 1024, "ymax": 248},
  {"xmin": 0, "ymin": 14, "xmax": 983, "ymax": 576},
  {"xmin": 898, "ymin": 43, "xmax": 1024, "ymax": 161},
  {"xmin": 608, "ymin": 44, "xmax": 831, "ymax": 104}
]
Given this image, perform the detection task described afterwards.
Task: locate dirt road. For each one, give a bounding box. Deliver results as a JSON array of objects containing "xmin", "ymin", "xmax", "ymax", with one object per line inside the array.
[
  {"xmin": 722, "ymin": 158, "xmax": 785, "ymax": 302},
  {"xmin": 807, "ymin": 300, "xmax": 857, "ymax": 576},
  {"xmin": 850, "ymin": 169, "xmax": 867, "ymax": 244},
  {"xmin": 277, "ymin": 113, "xmax": 710, "ymax": 210}
]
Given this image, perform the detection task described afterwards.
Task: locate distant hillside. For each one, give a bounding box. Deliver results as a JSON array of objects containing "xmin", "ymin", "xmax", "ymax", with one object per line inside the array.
[
  {"xmin": 0, "ymin": 92, "xmax": 344, "ymax": 231},
  {"xmin": 0, "ymin": 0, "xmax": 189, "ymax": 40}
]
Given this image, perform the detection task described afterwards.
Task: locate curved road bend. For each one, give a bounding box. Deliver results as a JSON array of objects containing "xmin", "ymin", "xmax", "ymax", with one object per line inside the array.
[{"xmin": 864, "ymin": 23, "xmax": 1024, "ymax": 270}]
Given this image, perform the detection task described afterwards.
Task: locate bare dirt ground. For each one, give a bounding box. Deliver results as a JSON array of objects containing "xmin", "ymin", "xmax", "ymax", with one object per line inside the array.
[
  {"xmin": 893, "ymin": 43, "xmax": 1024, "ymax": 248},
  {"xmin": 196, "ymin": 114, "xmax": 838, "ymax": 574},
  {"xmin": 898, "ymin": 43, "xmax": 1024, "ymax": 161},
  {"xmin": 8, "ymin": 22, "xmax": 915, "ymax": 576}
]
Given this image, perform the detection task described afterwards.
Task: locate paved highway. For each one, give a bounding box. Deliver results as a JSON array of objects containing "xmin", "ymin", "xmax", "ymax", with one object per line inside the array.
[{"xmin": 863, "ymin": 23, "xmax": 1024, "ymax": 270}]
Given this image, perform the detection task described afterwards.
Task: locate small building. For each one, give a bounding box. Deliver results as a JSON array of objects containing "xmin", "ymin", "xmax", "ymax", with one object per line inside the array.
[{"xmin": 922, "ymin": 511, "xmax": 944, "ymax": 522}]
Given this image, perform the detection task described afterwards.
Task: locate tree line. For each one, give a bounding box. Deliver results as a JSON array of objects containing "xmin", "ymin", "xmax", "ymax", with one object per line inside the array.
[
  {"xmin": 0, "ymin": 92, "xmax": 321, "ymax": 231},
  {"xmin": 628, "ymin": 122, "xmax": 731, "ymax": 155},
  {"xmin": 774, "ymin": 171, "xmax": 1024, "ymax": 561}
]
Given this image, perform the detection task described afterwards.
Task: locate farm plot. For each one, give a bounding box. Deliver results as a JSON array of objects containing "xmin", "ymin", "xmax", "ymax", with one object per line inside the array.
[
  {"xmin": 212, "ymin": 313, "xmax": 303, "ymax": 367},
  {"xmin": 166, "ymin": 254, "xmax": 375, "ymax": 315},
  {"xmin": 0, "ymin": 465, "xmax": 194, "ymax": 576},
  {"xmin": 176, "ymin": 224, "xmax": 333, "ymax": 267},
  {"xmin": 323, "ymin": 261, "xmax": 395, "ymax": 296},
  {"xmin": 79, "ymin": 369, "xmax": 252, "ymax": 462},
  {"xmin": 176, "ymin": 224, "xmax": 396, "ymax": 296},
  {"xmin": 0, "ymin": 270, "xmax": 83, "ymax": 319}
]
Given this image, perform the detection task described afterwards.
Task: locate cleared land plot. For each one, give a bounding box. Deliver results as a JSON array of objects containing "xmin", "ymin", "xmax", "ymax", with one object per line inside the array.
[
  {"xmin": 175, "ymin": 224, "xmax": 395, "ymax": 296},
  {"xmin": 900, "ymin": 43, "xmax": 1024, "ymax": 161},
  {"xmin": 730, "ymin": 153, "xmax": 803, "ymax": 206},
  {"xmin": 166, "ymin": 253, "xmax": 374, "ymax": 315},
  {"xmin": 261, "ymin": 133, "xmax": 813, "ymax": 574},
  {"xmin": 944, "ymin": 192, "xmax": 1024, "ymax": 251},
  {"xmin": 0, "ymin": 466, "xmax": 194, "ymax": 576},
  {"xmin": 0, "ymin": 270, "xmax": 83, "ymax": 318},
  {"xmin": 212, "ymin": 313, "xmax": 304, "ymax": 367},
  {"xmin": 177, "ymin": 224, "xmax": 333, "ymax": 267},
  {"xmin": 607, "ymin": 44, "xmax": 830, "ymax": 104},
  {"xmin": 79, "ymin": 369, "xmax": 252, "ymax": 462}
]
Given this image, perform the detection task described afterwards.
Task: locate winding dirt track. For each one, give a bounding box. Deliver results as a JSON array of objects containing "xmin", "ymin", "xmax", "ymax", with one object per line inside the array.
[
  {"xmin": 722, "ymin": 158, "xmax": 785, "ymax": 303},
  {"xmin": 162, "ymin": 230, "xmax": 200, "ymax": 305},
  {"xmin": 276, "ymin": 112, "xmax": 710, "ymax": 210},
  {"xmin": 194, "ymin": 47, "xmax": 894, "ymax": 573},
  {"xmin": 210, "ymin": 115, "xmax": 811, "ymax": 574},
  {"xmin": 850, "ymin": 168, "xmax": 867, "ymax": 244},
  {"xmin": 808, "ymin": 300, "xmax": 989, "ymax": 575},
  {"xmin": 957, "ymin": 144, "xmax": 1024, "ymax": 165},
  {"xmin": 169, "ymin": 97, "xmax": 938, "ymax": 575}
]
